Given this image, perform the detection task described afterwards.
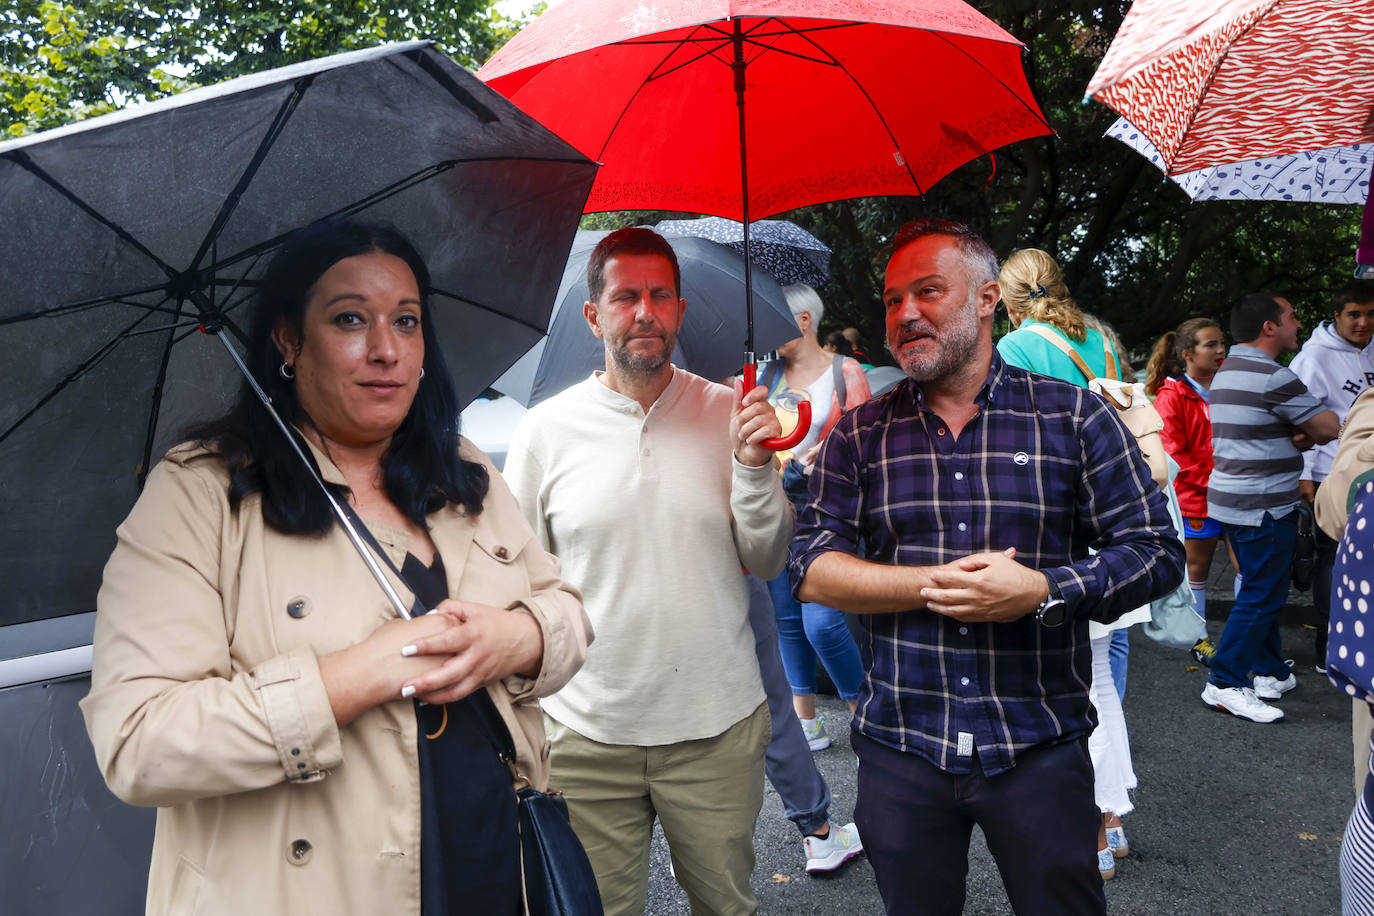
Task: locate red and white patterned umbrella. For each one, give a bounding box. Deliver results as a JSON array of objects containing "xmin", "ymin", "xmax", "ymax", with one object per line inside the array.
[{"xmin": 1085, "ymin": 0, "xmax": 1374, "ymax": 174}]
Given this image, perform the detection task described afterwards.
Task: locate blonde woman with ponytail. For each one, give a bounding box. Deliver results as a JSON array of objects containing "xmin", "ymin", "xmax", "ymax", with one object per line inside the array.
[{"xmin": 997, "ymin": 249, "xmax": 1124, "ymax": 382}]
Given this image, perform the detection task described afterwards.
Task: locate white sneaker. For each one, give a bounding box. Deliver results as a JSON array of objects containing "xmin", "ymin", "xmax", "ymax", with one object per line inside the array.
[
  {"xmin": 1253, "ymin": 673, "xmax": 1297, "ymax": 700},
  {"xmin": 1201, "ymin": 683, "xmax": 1284, "ymax": 723},
  {"xmin": 804, "ymin": 822, "xmax": 863, "ymax": 874},
  {"xmin": 799, "ymin": 715, "xmax": 831, "ymax": 751}
]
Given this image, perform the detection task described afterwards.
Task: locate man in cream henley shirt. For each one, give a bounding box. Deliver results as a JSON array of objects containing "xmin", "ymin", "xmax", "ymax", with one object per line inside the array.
[{"xmin": 503, "ymin": 228, "xmax": 792, "ymax": 915}]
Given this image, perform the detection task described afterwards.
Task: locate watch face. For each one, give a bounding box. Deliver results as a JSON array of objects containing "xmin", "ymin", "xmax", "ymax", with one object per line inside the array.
[{"xmin": 1039, "ymin": 599, "xmax": 1067, "ymax": 627}]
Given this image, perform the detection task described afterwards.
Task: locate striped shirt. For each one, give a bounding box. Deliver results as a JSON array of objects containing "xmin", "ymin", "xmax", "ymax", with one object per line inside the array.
[
  {"xmin": 1208, "ymin": 344, "xmax": 1325, "ymax": 526},
  {"xmin": 789, "ymin": 354, "xmax": 1183, "ymax": 775}
]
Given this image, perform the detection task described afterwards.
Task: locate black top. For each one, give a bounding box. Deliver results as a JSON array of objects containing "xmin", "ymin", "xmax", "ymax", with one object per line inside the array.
[{"xmin": 404, "ymin": 551, "xmax": 522, "ymax": 916}]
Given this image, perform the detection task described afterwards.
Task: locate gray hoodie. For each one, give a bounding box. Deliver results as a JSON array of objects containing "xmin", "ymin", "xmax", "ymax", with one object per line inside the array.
[{"xmin": 1290, "ymin": 320, "xmax": 1374, "ymax": 481}]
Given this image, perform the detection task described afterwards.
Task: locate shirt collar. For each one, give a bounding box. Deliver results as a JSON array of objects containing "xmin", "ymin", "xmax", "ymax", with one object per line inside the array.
[{"xmin": 905, "ymin": 351, "xmax": 1003, "ymax": 411}]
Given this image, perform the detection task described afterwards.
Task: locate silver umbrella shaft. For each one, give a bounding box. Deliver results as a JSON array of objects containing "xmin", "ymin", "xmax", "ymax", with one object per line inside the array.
[{"xmin": 209, "ymin": 329, "xmax": 413, "ymax": 621}]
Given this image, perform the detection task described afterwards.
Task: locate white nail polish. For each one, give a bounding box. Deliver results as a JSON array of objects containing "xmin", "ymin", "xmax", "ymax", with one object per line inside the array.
[
  {"xmin": 401, "ymin": 645, "xmax": 417, "ymax": 657},
  {"xmin": 401, "ymin": 685, "xmax": 416, "ymax": 698}
]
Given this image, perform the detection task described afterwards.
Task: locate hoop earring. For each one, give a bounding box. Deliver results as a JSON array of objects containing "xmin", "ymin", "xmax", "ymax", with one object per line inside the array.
[
  {"xmin": 279, "ymin": 362, "xmax": 295, "ymax": 380},
  {"xmin": 419, "ymin": 367, "xmax": 425, "ymax": 381}
]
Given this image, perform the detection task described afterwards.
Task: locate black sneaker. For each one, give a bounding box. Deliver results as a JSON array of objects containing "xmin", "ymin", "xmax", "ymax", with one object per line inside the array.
[{"xmin": 1191, "ymin": 637, "xmax": 1216, "ymax": 667}]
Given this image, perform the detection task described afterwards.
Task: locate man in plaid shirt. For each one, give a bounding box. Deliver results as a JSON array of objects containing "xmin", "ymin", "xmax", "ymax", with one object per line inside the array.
[{"xmin": 791, "ymin": 219, "xmax": 1184, "ymax": 914}]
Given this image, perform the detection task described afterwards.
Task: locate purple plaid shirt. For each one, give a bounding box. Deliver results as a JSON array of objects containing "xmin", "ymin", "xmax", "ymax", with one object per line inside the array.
[{"xmin": 790, "ymin": 354, "xmax": 1183, "ymax": 775}]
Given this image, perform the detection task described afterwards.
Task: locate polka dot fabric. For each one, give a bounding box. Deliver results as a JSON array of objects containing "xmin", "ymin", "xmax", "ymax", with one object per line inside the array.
[{"xmin": 1330, "ymin": 479, "xmax": 1374, "ymax": 700}]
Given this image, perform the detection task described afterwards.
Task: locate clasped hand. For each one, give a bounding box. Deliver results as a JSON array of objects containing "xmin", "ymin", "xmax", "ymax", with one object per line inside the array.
[
  {"xmin": 919, "ymin": 547, "xmax": 1049, "ymax": 623},
  {"xmin": 395, "ymin": 599, "xmax": 544, "ymax": 705}
]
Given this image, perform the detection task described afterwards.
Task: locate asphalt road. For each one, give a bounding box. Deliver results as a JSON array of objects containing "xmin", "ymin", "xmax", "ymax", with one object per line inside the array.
[{"xmin": 645, "ymin": 583, "xmax": 1352, "ymax": 914}]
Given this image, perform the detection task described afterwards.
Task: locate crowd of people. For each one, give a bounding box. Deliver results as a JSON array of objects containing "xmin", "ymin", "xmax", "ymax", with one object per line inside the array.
[{"xmin": 78, "ymin": 212, "xmax": 1374, "ymax": 915}]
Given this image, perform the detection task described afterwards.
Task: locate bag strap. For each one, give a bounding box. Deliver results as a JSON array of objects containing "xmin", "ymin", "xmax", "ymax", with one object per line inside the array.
[
  {"xmin": 1024, "ymin": 324, "xmax": 1097, "ymax": 382},
  {"xmin": 334, "ymin": 501, "xmax": 524, "ymax": 776},
  {"xmin": 1101, "ymin": 335, "xmax": 1120, "ymax": 382},
  {"xmin": 831, "ymin": 354, "xmax": 847, "ymax": 408}
]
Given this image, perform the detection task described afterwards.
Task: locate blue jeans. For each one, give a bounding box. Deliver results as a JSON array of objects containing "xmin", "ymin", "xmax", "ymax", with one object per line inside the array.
[
  {"xmin": 747, "ymin": 575, "xmax": 832, "ymax": 835},
  {"xmin": 1210, "ymin": 511, "xmax": 1298, "ymax": 689},
  {"xmin": 766, "ymin": 571, "xmax": 864, "ymax": 703},
  {"xmin": 1108, "ymin": 629, "xmax": 1130, "ymax": 701}
]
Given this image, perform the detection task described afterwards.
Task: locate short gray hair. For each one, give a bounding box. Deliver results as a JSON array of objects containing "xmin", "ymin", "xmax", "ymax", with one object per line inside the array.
[
  {"xmin": 782, "ymin": 282, "xmax": 824, "ymax": 327},
  {"xmin": 890, "ymin": 218, "xmax": 998, "ymax": 289}
]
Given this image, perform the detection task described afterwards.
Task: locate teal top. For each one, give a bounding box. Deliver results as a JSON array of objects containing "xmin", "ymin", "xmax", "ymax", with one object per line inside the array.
[{"xmin": 996, "ymin": 318, "xmax": 1123, "ymax": 386}]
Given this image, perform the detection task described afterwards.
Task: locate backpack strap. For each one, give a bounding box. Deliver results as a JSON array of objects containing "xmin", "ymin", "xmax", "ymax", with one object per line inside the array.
[
  {"xmin": 1101, "ymin": 334, "xmax": 1120, "ymax": 381},
  {"xmin": 831, "ymin": 354, "xmax": 847, "ymax": 408},
  {"xmin": 1023, "ymin": 324, "xmax": 1097, "ymax": 383}
]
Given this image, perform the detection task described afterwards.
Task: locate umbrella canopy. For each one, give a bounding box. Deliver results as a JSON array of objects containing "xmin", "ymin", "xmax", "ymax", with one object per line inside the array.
[
  {"xmin": 1085, "ymin": 0, "xmax": 1374, "ymax": 174},
  {"xmin": 479, "ymin": 0, "xmax": 1050, "ymax": 449},
  {"xmin": 0, "ymin": 41, "xmax": 597, "ymax": 627},
  {"xmin": 494, "ymin": 229, "xmax": 798, "ymax": 406},
  {"xmin": 1107, "ymin": 117, "xmax": 1373, "ymax": 205},
  {"xmin": 656, "ymin": 216, "xmax": 830, "ymax": 287},
  {"xmin": 477, "ymin": 0, "xmax": 1052, "ymax": 220}
]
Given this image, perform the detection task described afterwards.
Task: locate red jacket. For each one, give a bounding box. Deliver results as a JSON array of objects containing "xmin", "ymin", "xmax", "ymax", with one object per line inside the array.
[{"xmin": 1154, "ymin": 377, "xmax": 1212, "ymax": 518}]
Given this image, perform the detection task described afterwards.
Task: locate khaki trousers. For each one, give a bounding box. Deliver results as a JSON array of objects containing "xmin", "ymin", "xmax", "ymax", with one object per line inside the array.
[{"xmin": 545, "ymin": 703, "xmax": 770, "ymax": 916}]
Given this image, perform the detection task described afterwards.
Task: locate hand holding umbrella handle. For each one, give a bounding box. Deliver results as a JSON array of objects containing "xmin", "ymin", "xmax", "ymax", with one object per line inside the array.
[{"xmin": 742, "ymin": 362, "xmax": 811, "ymax": 452}]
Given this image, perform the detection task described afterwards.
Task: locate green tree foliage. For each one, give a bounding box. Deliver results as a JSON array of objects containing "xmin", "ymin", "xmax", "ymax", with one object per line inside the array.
[{"xmin": 1, "ymin": 0, "xmax": 536, "ymax": 135}]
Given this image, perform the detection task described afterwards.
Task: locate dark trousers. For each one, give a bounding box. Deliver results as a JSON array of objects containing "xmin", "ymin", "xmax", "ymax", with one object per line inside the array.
[
  {"xmin": 853, "ymin": 729, "xmax": 1105, "ymax": 916},
  {"xmin": 1313, "ymin": 483, "xmax": 1338, "ymax": 662}
]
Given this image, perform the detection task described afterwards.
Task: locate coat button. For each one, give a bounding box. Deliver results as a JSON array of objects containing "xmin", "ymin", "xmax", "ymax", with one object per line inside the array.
[
  {"xmin": 287, "ymin": 839, "xmax": 313, "ymax": 865},
  {"xmin": 286, "ymin": 596, "xmax": 311, "ymax": 618},
  {"xmin": 495, "ymin": 546, "xmax": 509, "ymax": 560}
]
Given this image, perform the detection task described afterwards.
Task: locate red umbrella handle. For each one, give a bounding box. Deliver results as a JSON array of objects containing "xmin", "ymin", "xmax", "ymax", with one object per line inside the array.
[{"xmin": 742, "ymin": 363, "xmax": 811, "ymax": 452}]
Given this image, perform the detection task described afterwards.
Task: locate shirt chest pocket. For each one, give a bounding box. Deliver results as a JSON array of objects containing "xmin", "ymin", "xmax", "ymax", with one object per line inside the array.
[{"xmin": 454, "ymin": 527, "xmax": 533, "ymax": 609}]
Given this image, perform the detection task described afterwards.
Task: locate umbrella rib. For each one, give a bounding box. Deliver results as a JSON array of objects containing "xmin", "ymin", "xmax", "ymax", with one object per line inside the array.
[
  {"xmin": 599, "ymin": 31, "xmax": 716, "ymax": 159},
  {"xmin": 405, "ymin": 47, "xmax": 499, "ymax": 123},
  {"xmin": 0, "ymin": 308, "xmax": 164, "ymax": 446},
  {"xmin": 139, "ymin": 297, "xmax": 191, "ymax": 487},
  {"xmin": 925, "ymin": 30, "xmax": 1053, "ymax": 133},
  {"xmin": 641, "ymin": 19, "xmax": 839, "ymax": 82},
  {"xmin": 4, "ymin": 150, "xmax": 179, "ymax": 278},
  {"xmin": 429, "ymin": 286, "xmax": 548, "ymax": 337},
  {"xmin": 0, "ymin": 289, "xmax": 192, "ymax": 327},
  {"xmin": 188, "ymin": 77, "xmax": 312, "ymax": 275}
]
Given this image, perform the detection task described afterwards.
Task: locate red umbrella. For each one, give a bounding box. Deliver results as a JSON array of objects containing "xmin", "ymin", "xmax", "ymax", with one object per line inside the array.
[
  {"xmin": 1085, "ymin": 0, "xmax": 1374, "ymax": 174},
  {"xmin": 1086, "ymin": 0, "xmax": 1374, "ymax": 279},
  {"xmin": 479, "ymin": 0, "xmax": 1050, "ymax": 446}
]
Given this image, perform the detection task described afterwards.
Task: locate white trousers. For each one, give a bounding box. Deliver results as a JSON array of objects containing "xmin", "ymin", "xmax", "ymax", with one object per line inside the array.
[{"xmin": 1088, "ymin": 633, "xmax": 1137, "ymax": 816}]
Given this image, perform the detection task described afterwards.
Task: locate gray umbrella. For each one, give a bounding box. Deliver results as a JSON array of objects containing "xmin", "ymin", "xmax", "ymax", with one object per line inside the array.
[
  {"xmin": 0, "ymin": 41, "xmax": 597, "ymax": 627},
  {"xmin": 494, "ymin": 229, "xmax": 798, "ymax": 406},
  {"xmin": 656, "ymin": 216, "xmax": 831, "ymax": 288}
]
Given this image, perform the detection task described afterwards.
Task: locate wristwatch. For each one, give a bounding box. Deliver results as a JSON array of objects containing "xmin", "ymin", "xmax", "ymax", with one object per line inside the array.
[{"xmin": 1035, "ymin": 591, "xmax": 1068, "ymax": 628}]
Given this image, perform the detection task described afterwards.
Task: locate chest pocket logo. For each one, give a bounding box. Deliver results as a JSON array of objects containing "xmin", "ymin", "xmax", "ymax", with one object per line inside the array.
[{"xmin": 1013, "ymin": 451, "xmax": 1030, "ymax": 466}]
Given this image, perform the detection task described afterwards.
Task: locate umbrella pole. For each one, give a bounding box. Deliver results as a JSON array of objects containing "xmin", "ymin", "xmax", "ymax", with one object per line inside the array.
[
  {"xmin": 733, "ymin": 20, "xmax": 809, "ymax": 449},
  {"xmin": 205, "ymin": 326, "xmax": 414, "ymax": 620},
  {"xmin": 733, "ymin": 19, "xmax": 757, "ymax": 376}
]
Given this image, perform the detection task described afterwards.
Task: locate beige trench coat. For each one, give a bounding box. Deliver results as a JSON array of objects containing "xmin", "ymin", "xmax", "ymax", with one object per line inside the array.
[{"xmin": 80, "ymin": 437, "xmax": 591, "ymax": 916}]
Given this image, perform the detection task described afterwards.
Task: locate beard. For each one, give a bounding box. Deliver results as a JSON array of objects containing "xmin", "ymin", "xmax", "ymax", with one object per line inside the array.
[
  {"xmin": 607, "ymin": 326, "xmax": 677, "ymax": 375},
  {"xmin": 887, "ymin": 292, "xmax": 981, "ymax": 383}
]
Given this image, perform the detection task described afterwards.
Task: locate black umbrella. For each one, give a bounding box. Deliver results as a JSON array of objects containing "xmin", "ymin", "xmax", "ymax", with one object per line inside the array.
[
  {"xmin": 493, "ymin": 229, "xmax": 799, "ymax": 406},
  {"xmin": 0, "ymin": 41, "xmax": 597, "ymax": 627}
]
